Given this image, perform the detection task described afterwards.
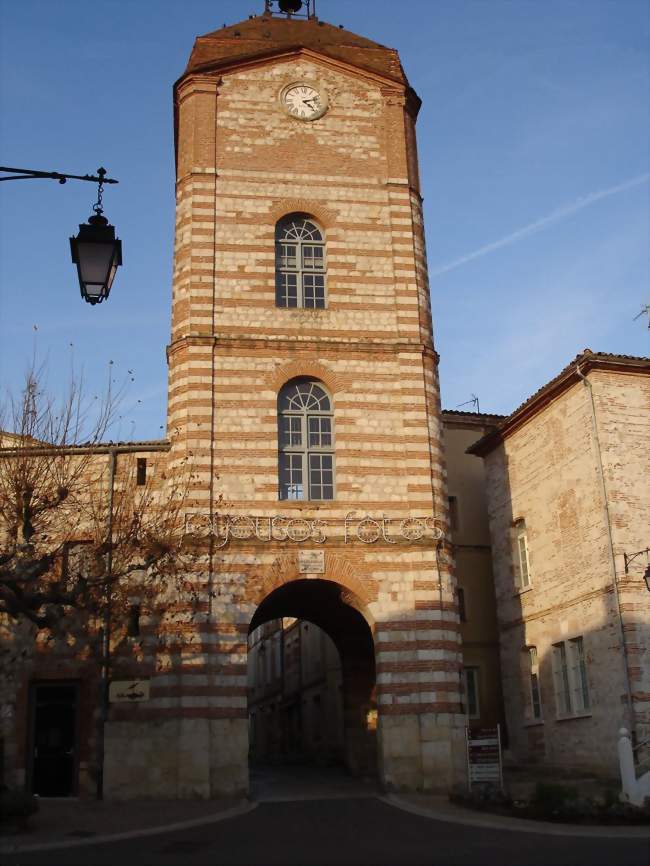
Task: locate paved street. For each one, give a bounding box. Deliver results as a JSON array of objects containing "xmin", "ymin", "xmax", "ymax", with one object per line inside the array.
[{"xmin": 6, "ymin": 767, "xmax": 649, "ymax": 866}]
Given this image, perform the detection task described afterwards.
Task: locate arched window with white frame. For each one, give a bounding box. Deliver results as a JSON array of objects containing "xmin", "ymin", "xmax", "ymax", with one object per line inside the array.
[
  {"xmin": 275, "ymin": 214, "xmax": 326, "ymax": 309},
  {"xmin": 278, "ymin": 379, "xmax": 334, "ymax": 501}
]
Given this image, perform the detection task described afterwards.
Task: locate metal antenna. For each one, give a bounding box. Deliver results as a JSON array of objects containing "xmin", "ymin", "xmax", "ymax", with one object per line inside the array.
[
  {"xmin": 456, "ymin": 394, "xmax": 480, "ymax": 413},
  {"xmin": 633, "ymin": 304, "xmax": 650, "ymax": 328}
]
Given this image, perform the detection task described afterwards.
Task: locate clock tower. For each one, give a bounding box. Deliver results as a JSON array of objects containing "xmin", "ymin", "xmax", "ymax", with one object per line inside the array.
[{"xmin": 138, "ymin": 5, "xmax": 466, "ymax": 797}]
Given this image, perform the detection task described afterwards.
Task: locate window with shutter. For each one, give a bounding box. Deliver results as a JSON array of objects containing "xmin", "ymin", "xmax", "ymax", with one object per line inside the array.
[{"xmin": 552, "ymin": 637, "xmax": 591, "ymax": 717}]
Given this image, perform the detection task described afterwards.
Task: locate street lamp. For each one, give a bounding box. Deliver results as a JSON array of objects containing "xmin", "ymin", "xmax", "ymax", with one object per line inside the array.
[
  {"xmin": 0, "ymin": 164, "xmax": 121, "ymax": 304},
  {"xmin": 69, "ymin": 169, "xmax": 122, "ymax": 305}
]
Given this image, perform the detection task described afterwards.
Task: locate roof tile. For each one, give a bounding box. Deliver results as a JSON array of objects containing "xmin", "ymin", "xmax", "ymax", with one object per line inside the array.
[{"xmin": 182, "ymin": 13, "xmax": 409, "ymax": 85}]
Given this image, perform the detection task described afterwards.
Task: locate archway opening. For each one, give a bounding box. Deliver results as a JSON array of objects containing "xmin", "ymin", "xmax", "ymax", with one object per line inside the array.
[{"xmin": 247, "ymin": 579, "xmax": 376, "ymax": 789}]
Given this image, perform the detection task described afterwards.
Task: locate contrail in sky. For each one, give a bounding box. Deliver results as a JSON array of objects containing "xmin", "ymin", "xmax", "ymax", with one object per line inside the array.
[{"xmin": 429, "ymin": 173, "xmax": 650, "ymax": 278}]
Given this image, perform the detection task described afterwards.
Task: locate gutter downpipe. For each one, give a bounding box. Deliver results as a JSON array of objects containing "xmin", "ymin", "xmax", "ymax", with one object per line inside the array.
[
  {"xmin": 96, "ymin": 447, "xmax": 117, "ymax": 800},
  {"xmin": 575, "ymin": 363, "xmax": 635, "ymax": 742}
]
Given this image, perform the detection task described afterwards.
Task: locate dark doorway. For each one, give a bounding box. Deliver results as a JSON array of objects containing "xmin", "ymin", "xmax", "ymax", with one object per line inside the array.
[{"xmin": 30, "ymin": 682, "xmax": 79, "ymax": 796}]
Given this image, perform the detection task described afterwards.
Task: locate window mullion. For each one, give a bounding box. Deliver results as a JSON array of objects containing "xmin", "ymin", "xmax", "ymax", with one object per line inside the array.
[
  {"xmin": 301, "ymin": 414, "xmax": 309, "ymax": 500},
  {"xmin": 302, "ymin": 452, "xmax": 309, "ymax": 501},
  {"xmin": 297, "ymin": 241, "xmax": 304, "ymax": 307}
]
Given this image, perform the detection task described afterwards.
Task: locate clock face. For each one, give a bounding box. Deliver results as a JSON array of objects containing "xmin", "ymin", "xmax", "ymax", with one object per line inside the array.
[{"xmin": 281, "ymin": 83, "xmax": 327, "ymax": 121}]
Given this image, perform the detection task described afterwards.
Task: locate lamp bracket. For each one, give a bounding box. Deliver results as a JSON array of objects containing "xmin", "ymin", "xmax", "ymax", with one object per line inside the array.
[
  {"xmin": 0, "ymin": 165, "xmax": 118, "ymax": 185},
  {"xmin": 623, "ymin": 548, "xmax": 650, "ymax": 574}
]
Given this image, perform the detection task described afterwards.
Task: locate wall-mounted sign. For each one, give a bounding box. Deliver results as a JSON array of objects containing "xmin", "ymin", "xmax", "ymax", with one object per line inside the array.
[
  {"xmin": 109, "ymin": 680, "xmax": 150, "ymax": 703},
  {"xmin": 298, "ymin": 550, "xmax": 325, "ymax": 574},
  {"xmin": 184, "ymin": 512, "xmax": 446, "ymax": 549}
]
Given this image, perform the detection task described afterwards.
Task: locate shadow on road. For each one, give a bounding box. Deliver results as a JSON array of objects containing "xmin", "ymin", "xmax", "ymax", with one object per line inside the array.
[{"xmin": 249, "ymin": 762, "xmax": 379, "ymax": 802}]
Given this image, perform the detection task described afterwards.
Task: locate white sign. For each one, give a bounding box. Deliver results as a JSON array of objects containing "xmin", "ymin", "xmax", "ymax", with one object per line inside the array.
[
  {"xmin": 109, "ymin": 680, "xmax": 150, "ymax": 703},
  {"xmin": 299, "ymin": 550, "xmax": 325, "ymax": 574}
]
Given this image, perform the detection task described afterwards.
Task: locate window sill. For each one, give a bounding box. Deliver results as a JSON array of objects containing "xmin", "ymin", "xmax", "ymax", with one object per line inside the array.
[
  {"xmin": 275, "ymin": 500, "xmax": 336, "ymax": 509},
  {"xmin": 513, "ymin": 585, "xmax": 533, "ymax": 597},
  {"xmin": 276, "ymin": 305, "xmax": 328, "ymax": 313},
  {"xmin": 554, "ymin": 712, "xmax": 592, "ymax": 722},
  {"xmin": 523, "ymin": 719, "xmax": 544, "ymax": 728}
]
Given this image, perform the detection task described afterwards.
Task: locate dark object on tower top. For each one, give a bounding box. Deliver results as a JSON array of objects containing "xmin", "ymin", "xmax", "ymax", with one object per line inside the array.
[
  {"xmin": 265, "ymin": 0, "xmax": 313, "ymax": 18},
  {"xmin": 278, "ymin": 0, "xmax": 303, "ymax": 13}
]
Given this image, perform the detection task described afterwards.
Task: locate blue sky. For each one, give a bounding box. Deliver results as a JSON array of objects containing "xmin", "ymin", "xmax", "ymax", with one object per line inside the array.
[{"xmin": 1, "ymin": 0, "xmax": 648, "ymax": 438}]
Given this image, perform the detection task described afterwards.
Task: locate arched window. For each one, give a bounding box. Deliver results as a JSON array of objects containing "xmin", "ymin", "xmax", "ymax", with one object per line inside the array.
[
  {"xmin": 275, "ymin": 214, "xmax": 326, "ymax": 309},
  {"xmin": 278, "ymin": 379, "xmax": 334, "ymax": 500}
]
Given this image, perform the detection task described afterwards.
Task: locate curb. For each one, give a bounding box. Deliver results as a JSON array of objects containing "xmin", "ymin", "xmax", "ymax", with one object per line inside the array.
[
  {"xmin": 380, "ymin": 794, "xmax": 650, "ymax": 839},
  {"xmin": 0, "ymin": 799, "xmax": 258, "ymax": 855}
]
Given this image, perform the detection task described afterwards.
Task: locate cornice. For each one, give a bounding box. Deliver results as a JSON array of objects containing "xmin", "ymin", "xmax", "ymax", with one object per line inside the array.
[
  {"xmin": 166, "ymin": 334, "xmax": 436, "ymax": 360},
  {"xmin": 175, "ymin": 46, "xmax": 408, "ymax": 96}
]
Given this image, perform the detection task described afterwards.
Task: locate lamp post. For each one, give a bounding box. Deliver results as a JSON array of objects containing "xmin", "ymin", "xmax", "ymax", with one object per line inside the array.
[{"xmin": 0, "ymin": 165, "xmax": 122, "ymax": 303}]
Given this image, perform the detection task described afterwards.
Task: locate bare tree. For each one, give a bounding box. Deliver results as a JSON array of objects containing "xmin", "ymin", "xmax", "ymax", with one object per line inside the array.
[{"xmin": 0, "ymin": 364, "xmax": 189, "ymax": 636}]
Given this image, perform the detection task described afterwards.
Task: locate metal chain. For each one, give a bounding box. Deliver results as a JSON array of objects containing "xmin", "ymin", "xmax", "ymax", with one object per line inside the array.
[{"xmin": 93, "ymin": 167, "xmax": 107, "ymax": 215}]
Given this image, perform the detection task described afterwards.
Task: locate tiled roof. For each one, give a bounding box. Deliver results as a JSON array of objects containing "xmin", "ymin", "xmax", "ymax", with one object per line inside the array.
[
  {"xmin": 441, "ymin": 409, "xmax": 506, "ymax": 431},
  {"xmin": 467, "ymin": 349, "xmax": 650, "ymax": 456},
  {"xmin": 0, "ymin": 438, "xmax": 169, "ymax": 454},
  {"xmin": 441, "ymin": 409, "xmax": 507, "ymax": 419},
  {"xmin": 93, "ymin": 439, "xmax": 169, "ymax": 448},
  {"xmin": 507, "ymin": 349, "xmax": 648, "ymax": 420},
  {"xmin": 182, "ymin": 12, "xmax": 409, "ymax": 86}
]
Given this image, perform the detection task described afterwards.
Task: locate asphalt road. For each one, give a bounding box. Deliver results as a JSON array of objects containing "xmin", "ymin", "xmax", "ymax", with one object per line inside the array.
[{"xmin": 8, "ymin": 796, "xmax": 650, "ymax": 866}]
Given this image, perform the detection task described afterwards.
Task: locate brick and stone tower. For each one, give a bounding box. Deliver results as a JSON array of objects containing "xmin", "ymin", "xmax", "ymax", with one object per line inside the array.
[{"xmin": 156, "ymin": 6, "xmax": 466, "ymax": 797}]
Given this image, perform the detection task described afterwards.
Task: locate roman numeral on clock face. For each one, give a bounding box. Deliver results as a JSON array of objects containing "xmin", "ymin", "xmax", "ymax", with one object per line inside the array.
[{"xmin": 283, "ymin": 84, "xmax": 325, "ymax": 120}]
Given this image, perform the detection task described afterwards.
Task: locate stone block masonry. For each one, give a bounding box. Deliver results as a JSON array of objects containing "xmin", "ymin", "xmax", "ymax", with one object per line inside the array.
[
  {"xmin": 471, "ymin": 354, "xmax": 650, "ymax": 779},
  {"xmin": 156, "ymin": 17, "xmax": 466, "ymax": 797},
  {"xmin": 1, "ymin": 14, "xmax": 468, "ymax": 801}
]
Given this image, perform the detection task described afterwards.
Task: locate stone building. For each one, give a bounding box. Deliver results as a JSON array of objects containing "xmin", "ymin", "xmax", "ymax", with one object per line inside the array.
[
  {"xmin": 153, "ymin": 4, "xmax": 469, "ymax": 799},
  {"xmin": 442, "ymin": 411, "xmax": 505, "ymax": 734},
  {"xmin": 1, "ymin": 6, "xmax": 469, "ymax": 800},
  {"xmin": 245, "ymin": 409, "xmax": 506, "ymax": 766},
  {"xmin": 469, "ymin": 350, "xmax": 650, "ymax": 780},
  {"xmin": 2, "ymin": 3, "xmax": 646, "ymax": 804},
  {"xmin": 0, "ymin": 443, "xmax": 171, "ymax": 799}
]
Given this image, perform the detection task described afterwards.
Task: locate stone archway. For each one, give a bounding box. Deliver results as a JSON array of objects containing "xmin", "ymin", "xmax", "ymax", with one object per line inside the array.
[
  {"xmin": 253, "ymin": 550, "xmax": 376, "ymax": 622},
  {"xmin": 248, "ymin": 558, "xmax": 377, "ymax": 781}
]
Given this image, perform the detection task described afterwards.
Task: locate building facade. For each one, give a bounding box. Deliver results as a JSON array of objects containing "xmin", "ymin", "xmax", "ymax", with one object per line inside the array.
[
  {"xmin": 2, "ymin": 7, "xmax": 646, "ymax": 805},
  {"xmin": 442, "ymin": 411, "xmax": 505, "ymax": 734},
  {"xmin": 246, "ymin": 410, "xmax": 506, "ymax": 767},
  {"xmin": 469, "ymin": 351, "xmax": 650, "ymax": 779},
  {"xmin": 103, "ymin": 9, "xmax": 468, "ymax": 798}
]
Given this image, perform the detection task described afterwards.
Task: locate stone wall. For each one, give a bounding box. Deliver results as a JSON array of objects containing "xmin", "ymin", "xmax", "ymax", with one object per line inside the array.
[
  {"xmin": 3, "ymin": 23, "xmax": 469, "ymax": 800},
  {"xmin": 161, "ymin": 41, "xmax": 466, "ymax": 796},
  {"xmin": 591, "ymin": 369, "xmax": 650, "ymax": 745},
  {"xmin": 442, "ymin": 415, "xmax": 505, "ymax": 732},
  {"xmin": 481, "ymin": 367, "xmax": 649, "ymax": 778}
]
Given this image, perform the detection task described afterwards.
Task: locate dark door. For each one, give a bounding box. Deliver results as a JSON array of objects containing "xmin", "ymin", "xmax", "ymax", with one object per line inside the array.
[{"xmin": 30, "ymin": 683, "xmax": 78, "ymax": 796}]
